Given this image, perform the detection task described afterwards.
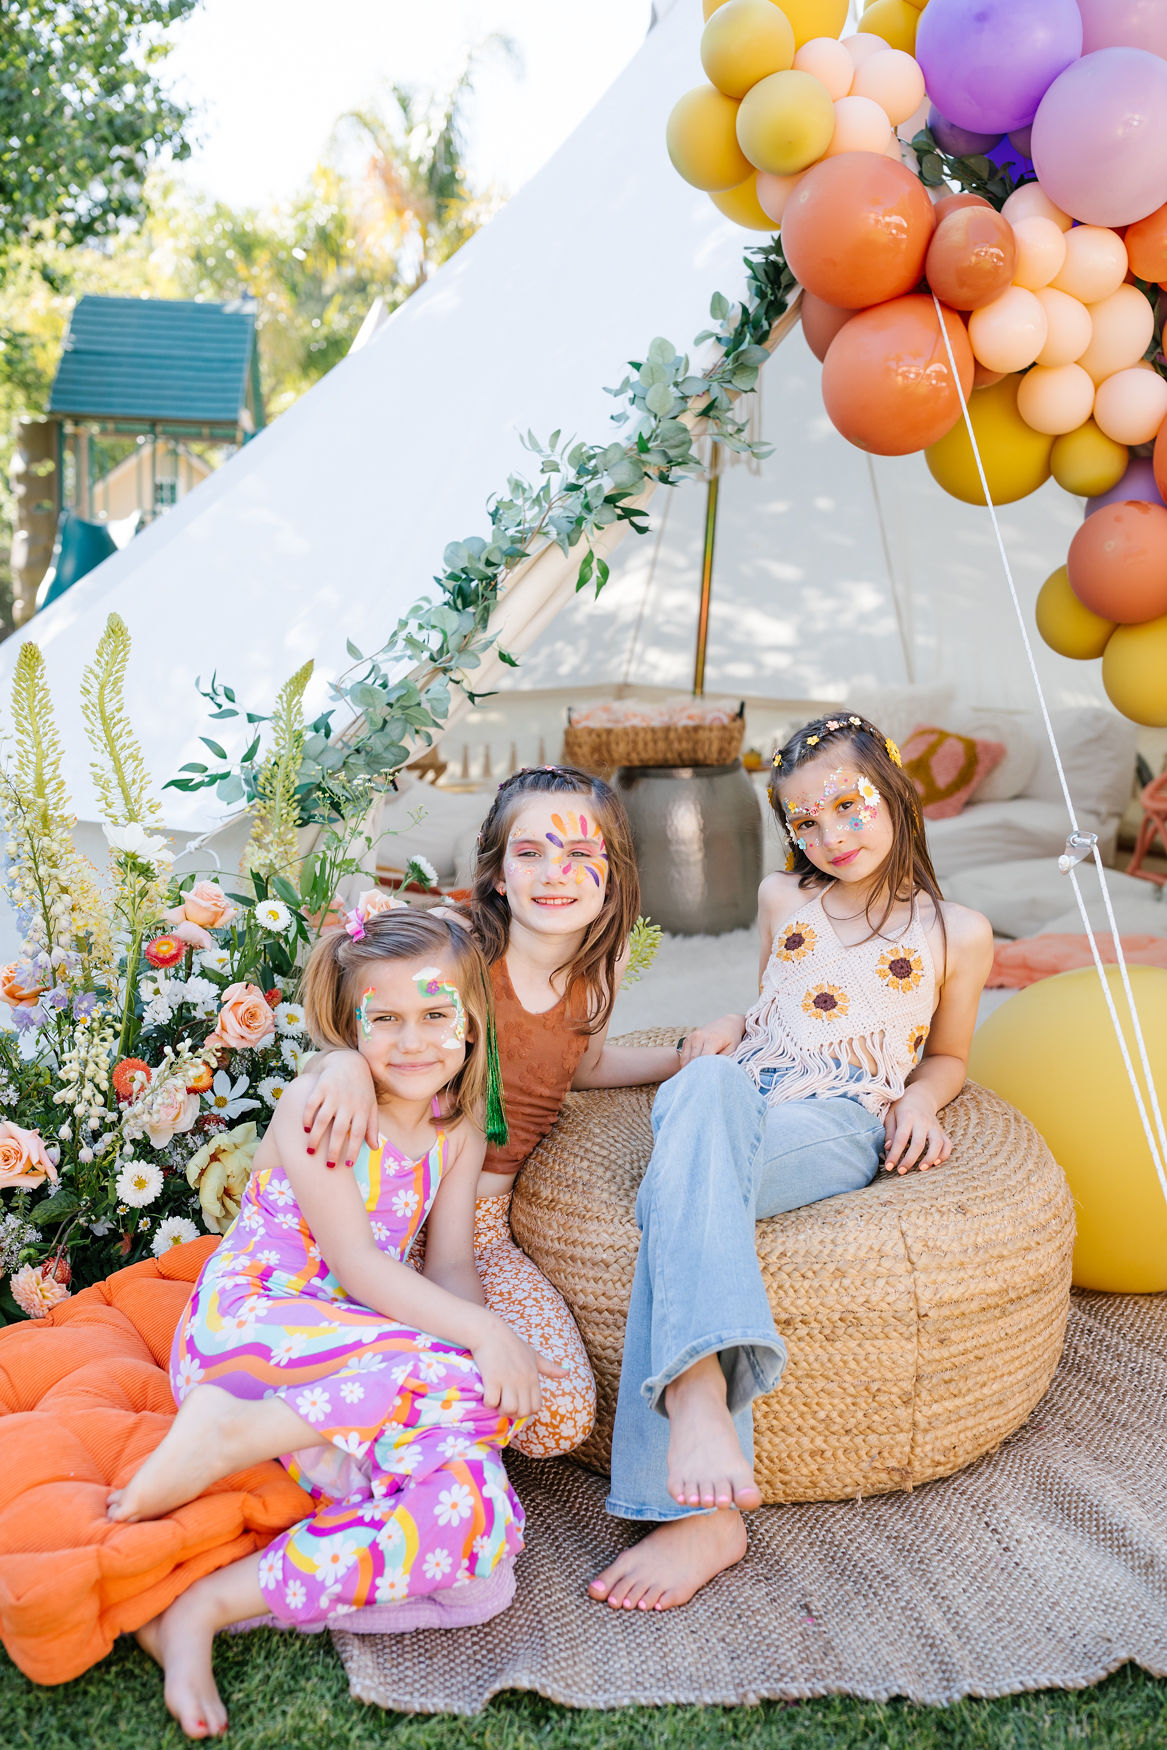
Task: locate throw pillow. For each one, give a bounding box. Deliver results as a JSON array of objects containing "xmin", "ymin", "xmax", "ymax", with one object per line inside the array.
[{"xmin": 901, "ymin": 724, "xmax": 1006, "ymax": 820}]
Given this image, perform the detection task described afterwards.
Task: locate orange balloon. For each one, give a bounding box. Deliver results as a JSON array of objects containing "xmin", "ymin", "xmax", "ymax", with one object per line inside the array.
[
  {"xmin": 781, "ymin": 150, "xmax": 935, "ymax": 308},
  {"xmin": 1125, "ymin": 203, "xmax": 1167, "ymax": 285},
  {"xmin": 972, "ymin": 361, "xmax": 1006, "ymax": 388},
  {"xmin": 932, "ymin": 192, "xmax": 992, "ymax": 223},
  {"xmin": 925, "ymin": 206, "xmax": 1016, "ymax": 311},
  {"xmin": 1155, "ymin": 415, "xmax": 1167, "ymax": 503},
  {"xmin": 800, "ymin": 290, "xmax": 855, "ymax": 360},
  {"xmin": 1067, "ymin": 501, "xmax": 1167, "ymax": 625},
  {"xmin": 820, "ymin": 293, "xmax": 974, "ymax": 455}
]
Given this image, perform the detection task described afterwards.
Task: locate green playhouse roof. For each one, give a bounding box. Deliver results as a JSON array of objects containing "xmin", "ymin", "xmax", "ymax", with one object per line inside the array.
[{"xmin": 48, "ymin": 295, "xmax": 262, "ymax": 432}]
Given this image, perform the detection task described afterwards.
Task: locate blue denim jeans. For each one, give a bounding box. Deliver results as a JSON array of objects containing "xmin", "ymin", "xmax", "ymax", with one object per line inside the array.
[{"xmin": 606, "ymin": 1054, "xmax": 885, "ymax": 1522}]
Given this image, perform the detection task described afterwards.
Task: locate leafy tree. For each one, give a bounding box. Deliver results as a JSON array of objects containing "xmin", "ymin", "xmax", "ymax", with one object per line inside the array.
[{"xmin": 0, "ymin": 0, "xmax": 199, "ymax": 273}]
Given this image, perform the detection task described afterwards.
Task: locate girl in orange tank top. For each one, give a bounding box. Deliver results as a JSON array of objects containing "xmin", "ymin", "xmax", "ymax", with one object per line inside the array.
[{"xmin": 300, "ymin": 767, "xmax": 690, "ymax": 1460}]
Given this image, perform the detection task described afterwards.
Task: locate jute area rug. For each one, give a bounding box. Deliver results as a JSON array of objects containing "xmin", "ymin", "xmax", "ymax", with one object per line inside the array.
[{"xmin": 334, "ymin": 1291, "xmax": 1167, "ymax": 1714}]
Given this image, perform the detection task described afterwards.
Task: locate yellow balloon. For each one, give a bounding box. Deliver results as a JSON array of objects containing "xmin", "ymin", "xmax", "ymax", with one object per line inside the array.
[
  {"xmin": 774, "ymin": 0, "xmax": 849, "ymax": 46},
  {"xmin": 860, "ymin": 0, "xmax": 920, "ymax": 51},
  {"xmin": 969, "ymin": 965, "xmax": 1167, "ymax": 1292},
  {"xmin": 1035, "ymin": 564, "xmax": 1115, "ymax": 659},
  {"xmin": 710, "ymin": 173, "xmax": 780, "ymax": 230},
  {"xmin": 1102, "ymin": 614, "xmax": 1167, "ymax": 726},
  {"xmin": 666, "ymin": 86, "xmax": 752, "ymax": 191},
  {"xmin": 736, "ymin": 68, "xmax": 836, "ymax": 174},
  {"xmin": 1049, "ymin": 419, "xmax": 1128, "ymax": 497},
  {"xmin": 701, "ymin": 0, "xmax": 795, "ymax": 99},
  {"xmin": 925, "ymin": 374, "xmax": 1052, "ymax": 505}
]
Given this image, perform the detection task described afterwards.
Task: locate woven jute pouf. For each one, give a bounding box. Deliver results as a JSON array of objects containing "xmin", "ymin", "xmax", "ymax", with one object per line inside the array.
[{"xmin": 509, "ymin": 1032, "xmax": 1075, "ymax": 1504}]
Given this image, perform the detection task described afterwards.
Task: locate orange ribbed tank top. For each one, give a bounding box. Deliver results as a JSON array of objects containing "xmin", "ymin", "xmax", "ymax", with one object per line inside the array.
[{"xmin": 481, "ymin": 955, "xmax": 591, "ymax": 1178}]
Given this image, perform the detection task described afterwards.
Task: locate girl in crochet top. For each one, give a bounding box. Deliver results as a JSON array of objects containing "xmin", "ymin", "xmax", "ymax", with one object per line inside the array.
[{"xmin": 590, "ymin": 713, "xmax": 993, "ymax": 1616}]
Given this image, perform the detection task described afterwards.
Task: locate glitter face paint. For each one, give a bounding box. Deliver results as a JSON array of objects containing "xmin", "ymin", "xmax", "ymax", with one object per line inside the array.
[
  {"xmin": 356, "ymin": 987, "xmax": 375, "ymax": 1037},
  {"xmin": 783, "ymin": 769, "xmax": 881, "ymax": 838},
  {"xmin": 414, "ymin": 965, "xmax": 466, "ymax": 1049}
]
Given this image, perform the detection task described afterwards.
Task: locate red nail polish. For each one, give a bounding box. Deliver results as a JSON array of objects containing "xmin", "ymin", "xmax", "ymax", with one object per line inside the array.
[
  {"xmin": 306, "ymin": 1147, "xmax": 315, "ymax": 1155},
  {"xmin": 326, "ymin": 1160, "xmax": 334, "ymax": 1168}
]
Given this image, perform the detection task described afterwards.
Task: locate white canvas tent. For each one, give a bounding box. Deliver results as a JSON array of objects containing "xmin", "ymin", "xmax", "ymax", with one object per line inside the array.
[{"xmin": 0, "ymin": 0, "xmax": 1108, "ymax": 844}]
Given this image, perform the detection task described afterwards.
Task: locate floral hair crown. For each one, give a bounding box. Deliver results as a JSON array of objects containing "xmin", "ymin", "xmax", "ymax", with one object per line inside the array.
[{"xmin": 771, "ymin": 715, "xmax": 901, "ymax": 771}]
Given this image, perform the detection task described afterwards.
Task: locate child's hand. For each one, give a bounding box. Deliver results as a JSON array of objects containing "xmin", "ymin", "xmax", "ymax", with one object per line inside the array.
[
  {"xmin": 472, "ymin": 1318, "xmax": 568, "ymax": 1422},
  {"xmin": 883, "ymin": 1089, "xmax": 953, "ymax": 1174},
  {"xmin": 301, "ymin": 1051, "xmax": 380, "ymax": 1169},
  {"xmin": 679, "ymin": 1014, "xmax": 745, "ymax": 1063}
]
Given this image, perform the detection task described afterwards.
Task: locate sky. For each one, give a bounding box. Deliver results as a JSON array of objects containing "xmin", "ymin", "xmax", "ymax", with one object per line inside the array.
[{"xmin": 161, "ymin": 0, "xmax": 657, "ymax": 210}]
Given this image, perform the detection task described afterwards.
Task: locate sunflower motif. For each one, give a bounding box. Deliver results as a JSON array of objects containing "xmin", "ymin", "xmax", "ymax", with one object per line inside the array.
[
  {"xmin": 877, "ymin": 947, "xmax": 924, "ymax": 993},
  {"xmin": 775, "ymin": 921, "xmax": 817, "ymax": 962},
  {"xmin": 802, "ymin": 983, "xmax": 849, "ymax": 1020},
  {"xmin": 908, "ymin": 1022, "xmax": 930, "ymax": 1060}
]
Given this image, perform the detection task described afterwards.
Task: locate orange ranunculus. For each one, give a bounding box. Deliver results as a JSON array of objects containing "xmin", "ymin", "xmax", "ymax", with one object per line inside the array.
[
  {"xmin": 0, "ymin": 1121, "xmax": 58, "ymax": 1190},
  {"xmin": 112, "ymin": 1058, "xmax": 152, "ymax": 1103},
  {"xmin": 186, "ymin": 1062, "xmax": 214, "ymax": 1093},
  {"xmin": 0, "ymin": 963, "xmax": 44, "ymax": 1007},
  {"xmin": 166, "ymin": 880, "xmax": 238, "ymax": 932},
  {"xmin": 206, "ymin": 981, "xmax": 276, "ymax": 1052}
]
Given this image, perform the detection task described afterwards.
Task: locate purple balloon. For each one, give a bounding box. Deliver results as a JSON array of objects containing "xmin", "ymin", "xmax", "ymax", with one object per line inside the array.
[
  {"xmin": 1077, "ymin": 0, "xmax": 1167, "ymax": 61},
  {"xmin": 1009, "ymin": 125, "xmax": 1033, "ymax": 157},
  {"xmin": 1032, "ymin": 47, "xmax": 1167, "ymax": 225},
  {"xmin": 927, "ymin": 105, "xmax": 1001, "ymax": 157},
  {"xmin": 918, "ymin": 0, "xmax": 1083, "ymax": 134},
  {"xmin": 1085, "ymin": 459, "xmax": 1166, "ymax": 517}
]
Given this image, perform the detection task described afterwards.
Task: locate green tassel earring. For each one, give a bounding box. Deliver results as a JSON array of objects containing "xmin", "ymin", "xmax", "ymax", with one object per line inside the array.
[{"xmin": 484, "ymin": 1009, "xmax": 509, "ymax": 1147}]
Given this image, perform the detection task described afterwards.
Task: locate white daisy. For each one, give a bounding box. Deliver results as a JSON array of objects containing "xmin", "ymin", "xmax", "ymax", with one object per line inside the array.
[
  {"xmin": 143, "ymin": 994, "xmax": 175, "ymax": 1026},
  {"xmin": 205, "ymin": 1070, "xmax": 260, "ymax": 1119},
  {"xmin": 295, "ymin": 1385, "xmax": 331, "ymax": 1424},
  {"xmin": 198, "ymin": 947, "xmax": 233, "ymax": 975},
  {"xmin": 116, "ymin": 1160, "xmax": 163, "ymax": 1207},
  {"xmin": 268, "ymin": 1178, "xmax": 295, "ymax": 1206},
  {"xmin": 405, "ymin": 854, "xmax": 439, "ymax": 889},
  {"xmin": 312, "ymin": 1537, "xmax": 358, "ymax": 1581},
  {"xmin": 333, "ymin": 1432, "xmax": 368, "ymax": 1456},
  {"xmin": 175, "ymin": 1353, "xmax": 204, "ymax": 1394},
  {"xmin": 257, "ymin": 1248, "xmax": 281, "ymax": 1266},
  {"xmin": 375, "ymin": 1569, "xmax": 410, "ymax": 1603},
  {"xmin": 284, "ymin": 1579, "xmax": 306, "ymax": 1611},
  {"xmin": 258, "ymin": 1548, "xmax": 283, "ymax": 1589},
  {"xmin": 258, "ymin": 1075, "xmax": 289, "ymax": 1108},
  {"xmin": 438, "ymin": 1434, "xmax": 472, "ymax": 1459},
  {"xmin": 423, "ymin": 1547, "xmax": 452, "ymax": 1581},
  {"xmin": 416, "ymin": 1353, "xmax": 446, "ymax": 1383},
  {"xmin": 390, "ymin": 1188, "xmax": 420, "ymax": 1219},
  {"xmin": 153, "ymin": 1216, "xmax": 200, "ymax": 1255},
  {"xmin": 280, "ymin": 1038, "xmax": 311, "ymax": 1075},
  {"xmin": 339, "ymin": 1379, "xmax": 365, "ymax": 1403},
  {"xmin": 371, "ymin": 1220, "xmax": 389, "ymax": 1244},
  {"xmin": 254, "ymin": 899, "xmax": 292, "ymax": 932},
  {"xmin": 274, "ymin": 1002, "xmax": 305, "ymax": 1035},
  {"xmin": 271, "ymin": 1332, "xmax": 308, "ymax": 1366},
  {"xmin": 348, "ymin": 1351, "xmax": 388, "ymax": 1373},
  {"xmin": 434, "ymin": 1483, "xmax": 474, "ymax": 1526}
]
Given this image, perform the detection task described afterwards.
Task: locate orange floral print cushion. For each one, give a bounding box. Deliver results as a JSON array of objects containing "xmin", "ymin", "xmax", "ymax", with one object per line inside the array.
[{"xmin": 900, "ymin": 724, "xmax": 1006, "ymax": 821}]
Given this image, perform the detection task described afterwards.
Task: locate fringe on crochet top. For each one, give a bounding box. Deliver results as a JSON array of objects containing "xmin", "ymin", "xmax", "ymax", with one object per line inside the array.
[{"xmin": 734, "ymin": 888, "xmax": 937, "ymax": 1118}]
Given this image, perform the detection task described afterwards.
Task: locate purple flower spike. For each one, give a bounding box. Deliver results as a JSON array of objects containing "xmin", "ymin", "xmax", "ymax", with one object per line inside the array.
[
  {"xmin": 12, "ymin": 1003, "xmax": 46, "ymax": 1031},
  {"xmin": 73, "ymin": 991, "xmax": 98, "ymax": 1018},
  {"xmin": 45, "ymin": 985, "xmax": 70, "ymax": 1011}
]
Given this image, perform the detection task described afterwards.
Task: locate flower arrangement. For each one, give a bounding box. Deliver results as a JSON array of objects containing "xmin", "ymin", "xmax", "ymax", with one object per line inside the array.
[{"xmin": 0, "ymin": 621, "xmax": 437, "ymax": 1320}]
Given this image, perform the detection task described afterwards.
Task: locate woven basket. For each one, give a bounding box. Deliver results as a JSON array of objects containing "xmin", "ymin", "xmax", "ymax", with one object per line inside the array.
[
  {"xmin": 562, "ymin": 712, "xmax": 745, "ymax": 775},
  {"xmin": 510, "ymin": 1031, "xmax": 1075, "ymax": 1504}
]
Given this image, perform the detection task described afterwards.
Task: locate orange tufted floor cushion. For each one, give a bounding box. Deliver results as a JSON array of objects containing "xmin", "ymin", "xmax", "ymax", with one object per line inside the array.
[{"xmin": 0, "ymin": 1237, "xmax": 311, "ymax": 1685}]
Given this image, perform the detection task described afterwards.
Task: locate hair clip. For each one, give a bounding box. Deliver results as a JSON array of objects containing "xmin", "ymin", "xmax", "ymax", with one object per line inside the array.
[
  {"xmin": 848, "ymin": 715, "xmax": 862, "ymax": 727},
  {"xmin": 343, "ymin": 907, "xmax": 366, "ymax": 941},
  {"xmin": 885, "ymin": 737, "xmax": 902, "ymax": 767},
  {"xmin": 771, "ymin": 751, "xmax": 782, "ymax": 767},
  {"xmin": 806, "ymin": 734, "xmax": 819, "ymax": 747},
  {"xmin": 824, "ymin": 719, "xmax": 841, "ymax": 732}
]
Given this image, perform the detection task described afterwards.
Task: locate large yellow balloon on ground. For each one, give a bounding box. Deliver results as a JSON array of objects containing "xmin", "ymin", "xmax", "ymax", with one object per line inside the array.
[
  {"xmin": 710, "ymin": 173, "xmax": 779, "ymax": 230},
  {"xmin": 1035, "ymin": 564, "xmax": 1115, "ymax": 659},
  {"xmin": 969, "ymin": 965, "xmax": 1167, "ymax": 1292},
  {"xmin": 925, "ymin": 374, "xmax": 1052, "ymax": 505},
  {"xmin": 736, "ymin": 69, "xmax": 836, "ymax": 175},
  {"xmin": 1102, "ymin": 614, "xmax": 1167, "ymax": 726},
  {"xmin": 860, "ymin": 0, "xmax": 919, "ymax": 51},
  {"xmin": 701, "ymin": 0, "xmax": 795, "ymax": 99},
  {"xmin": 1049, "ymin": 420, "xmax": 1128, "ymax": 498},
  {"xmin": 666, "ymin": 86, "xmax": 752, "ymax": 191}
]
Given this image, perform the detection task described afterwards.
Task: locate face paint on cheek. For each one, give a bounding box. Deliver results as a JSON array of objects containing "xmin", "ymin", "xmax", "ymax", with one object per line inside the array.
[
  {"xmin": 852, "ymin": 776, "xmax": 882, "ymax": 830},
  {"xmin": 549, "ymin": 811, "xmax": 608, "ymax": 887},
  {"xmin": 356, "ymin": 988, "xmax": 375, "ymax": 1038},
  {"xmin": 414, "ymin": 966, "xmax": 466, "ymax": 1048}
]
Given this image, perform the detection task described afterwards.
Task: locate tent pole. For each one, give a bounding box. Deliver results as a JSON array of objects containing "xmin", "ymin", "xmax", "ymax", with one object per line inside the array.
[{"xmin": 693, "ymin": 439, "xmax": 721, "ymax": 698}]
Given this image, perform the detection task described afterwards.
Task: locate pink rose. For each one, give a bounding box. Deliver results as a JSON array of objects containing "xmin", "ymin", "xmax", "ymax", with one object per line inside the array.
[
  {"xmin": 166, "ymin": 881, "xmax": 238, "ymax": 932},
  {"xmin": 357, "ymin": 889, "xmax": 407, "ymax": 920},
  {"xmin": 0, "ymin": 1121, "xmax": 57, "ymax": 1190},
  {"xmin": 144, "ymin": 1085, "xmax": 202, "ymax": 1150},
  {"xmin": 206, "ymin": 981, "xmax": 276, "ymax": 1052}
]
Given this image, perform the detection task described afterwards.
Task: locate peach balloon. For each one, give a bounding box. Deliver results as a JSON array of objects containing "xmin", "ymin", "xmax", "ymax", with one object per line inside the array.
[
  {"xmin": 1093, "ymin": 365, "xmax": 1167, "ymax": 446},
  {"xmin": 842, "ymin": 31, "xmax": 885, "ymax": 68},
  {"xmin": 1034, "ymin": 287, "xmax": 1093, "ymax": 366},
  {"xmin": 1076, "ymin": 283, "xmax": 1157, "ymax": 386},
  {"xmin": 800, "ymin": 290, "xmax": 855, "ymax": 360},
  {"xmin": 1002, "ymin": 183, "xmax": 1072, "ymax": 234},
  {"xmin": 850, "ymin": 48, "xmax": 926, "ymax": 125},
  {"xmin": 792, "ymin": 35, "xmax": 854, "ymax": 100},
  {"xmin": 756, "ymin": 168, "xmax": 803, "ymax": 222},
  {"xmin": 824, "ymin": 94, "xmax": 894, "ymax": 157},
  {"xmin": 932, "ymin": 192, "xmax": 992, "ymax": 222},
  {"xmin": 1050, "ymin": 227, "xmax": 1129, "ymax": 305},
  {"xmin": 1016, "ymin": 363, "xmax": 1097, "ymax": 436},
  {"xmin": 925, "ymin": 206, "xmax": 1016, "ymax": 311},
  {"xmin": 1124, "ymin": 202, "xmax": 1167, "ymax": 285},
  {"xmin": 967, "ymin": 286, "xmax": 1049, "ymax": 374},
  {"xmin": 820, "ymin": 293, "xmax": 973, "ymax": 455},
  {"xmin": 1068, "ymin": 501, "xmax": 1167, "ymax": 624},
  {"xmin": 1009, "ymin": 217, "xmax": 1067, "ymax": 291}
]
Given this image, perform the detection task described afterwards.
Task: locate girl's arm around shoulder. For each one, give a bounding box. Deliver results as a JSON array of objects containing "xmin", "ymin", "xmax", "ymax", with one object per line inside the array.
[{"xmin": 295, "ymin": 1045, "xmax": 380, "ymax": 1169}]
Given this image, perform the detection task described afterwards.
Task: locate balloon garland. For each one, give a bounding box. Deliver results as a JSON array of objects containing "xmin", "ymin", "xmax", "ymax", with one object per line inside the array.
[{"xmin": 666, "ymin": 0, "xmax": 1167, "ymax": 729}]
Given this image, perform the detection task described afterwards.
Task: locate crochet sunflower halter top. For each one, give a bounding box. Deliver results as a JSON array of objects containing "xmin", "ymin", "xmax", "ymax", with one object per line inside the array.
[{"xmin": 734, "ymin": 888, "xmax": 937, "ymax": 1118}]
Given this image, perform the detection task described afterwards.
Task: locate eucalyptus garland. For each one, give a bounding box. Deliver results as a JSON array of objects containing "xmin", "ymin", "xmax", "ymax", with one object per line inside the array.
[{"xmin": 168, "ymin": 238, "xmax": 798, "ymax": 817}]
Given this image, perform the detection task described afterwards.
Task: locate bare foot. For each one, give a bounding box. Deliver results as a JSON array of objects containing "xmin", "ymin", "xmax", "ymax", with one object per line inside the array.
[
  {"xmin": 109, "ymin": 1386, "xmax": 239, "ymax": 1524},
  {"xmin": 588, "ymin": 1509, "xmax": 747, "ymax": 1612},
  {"xmin": 136, "ymin": 1590, "xmax": 228, "ymax": 1739},
  {"xmin": 663, "ymin": 1355, "xmax": 762, "ymax": 1512}
]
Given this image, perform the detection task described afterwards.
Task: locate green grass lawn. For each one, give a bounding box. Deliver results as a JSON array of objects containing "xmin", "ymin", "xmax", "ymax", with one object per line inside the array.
[{"xmin": 3, "ymin": 1632, "xmax": 1165, "ymax": 1750}]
